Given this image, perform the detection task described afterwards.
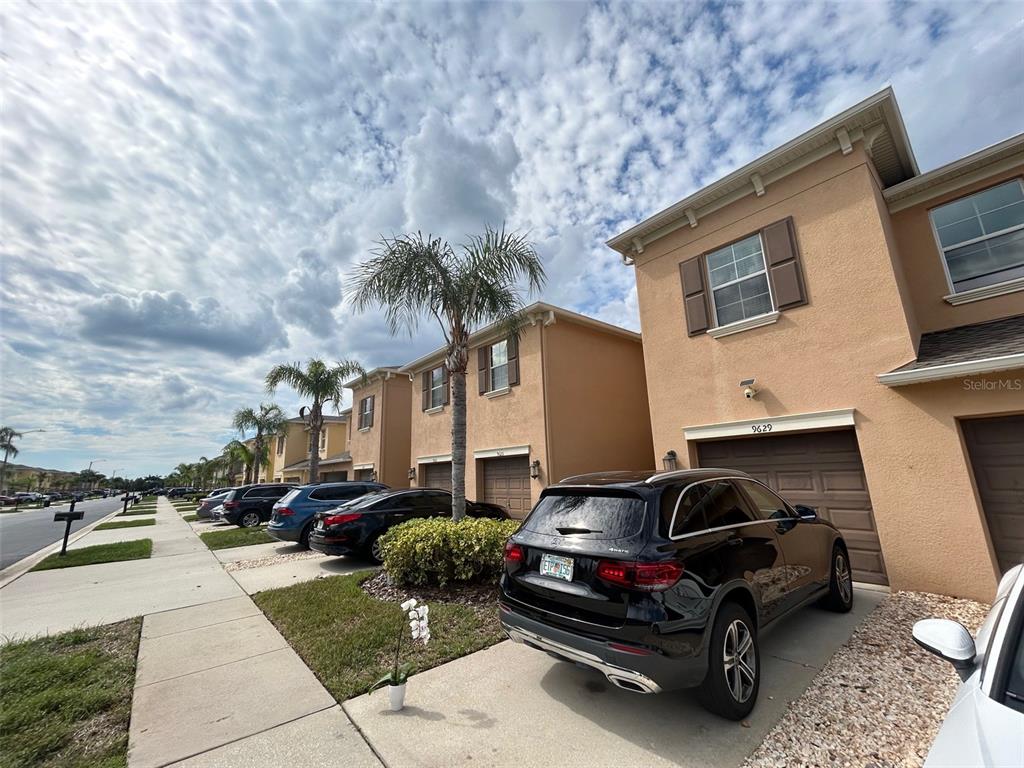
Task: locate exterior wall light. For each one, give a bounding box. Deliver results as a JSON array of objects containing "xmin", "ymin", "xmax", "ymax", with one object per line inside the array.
[
  {"xmin": 407, "ymin": 467, "xmax": 416, "ymax": 481},
  {"xmin": 662, "ymin": 450, "xmax": 679, "ymax": 471},
  {"xmin": 529, "ymin": 460, "xmax": 541, "ymax": 480}
]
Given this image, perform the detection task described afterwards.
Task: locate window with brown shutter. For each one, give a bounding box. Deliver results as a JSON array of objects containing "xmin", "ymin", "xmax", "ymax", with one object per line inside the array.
[
  {"xmin": 477, "ymin": 338, "xmax": 520, "ymax": 394},
  {"xmin": 507, "ymin": 336, "xmax": 519, "ymax": 386},
  {"xmin": 424, "ymin": 366, "xmax": 447, "ymax": 410},
  {"xmin": 681, "ymin": 217, "xmax": 806, "ymax": 335},
  {"xmin": 477, "ymin": 347, "xmax": 489, "ymax": 394},
  {"xmin": 421, "ymin": 371, "xmax": 430, "ymax": 411},
  {"xmin": 359, "ymin": 395, "xmax": 375, "ymax": 429}
]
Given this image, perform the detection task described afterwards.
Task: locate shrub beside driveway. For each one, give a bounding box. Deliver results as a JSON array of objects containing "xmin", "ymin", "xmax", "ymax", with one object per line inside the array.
[
  {"xmin": 255, "ymin": 572, "xmax": 504, "ymax": 701},
  {"xmin": 0, "ymin": 618, "xmax": 140, "ymax": 768}
]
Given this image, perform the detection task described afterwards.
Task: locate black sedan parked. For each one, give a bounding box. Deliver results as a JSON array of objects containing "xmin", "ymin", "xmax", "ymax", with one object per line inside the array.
[
  {"xmin": 499, "ymin": 469, "xmax": 852, "ymax": 720},
  {"xmin": 309, "ymin": 488, "xmax": 509, "ymax": 562},
  {"xmin": 220, "ymin": 483, "xmax": 296, "ymax": 528}
]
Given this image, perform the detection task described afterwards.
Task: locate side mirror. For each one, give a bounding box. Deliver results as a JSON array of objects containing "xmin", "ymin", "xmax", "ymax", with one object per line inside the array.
[
  {"xmin": 794, "ymin": 504, "xmax": 817, "ymax": 520},
  {"xmin": 912, "ymin": 619, "xmax": 976, "ymax": 680}
]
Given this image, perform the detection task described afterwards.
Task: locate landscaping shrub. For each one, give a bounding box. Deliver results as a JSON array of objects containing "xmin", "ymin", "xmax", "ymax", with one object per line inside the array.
[{"xmin": 380, "ymin": 517, "xmax": 520, "ymax": 587}]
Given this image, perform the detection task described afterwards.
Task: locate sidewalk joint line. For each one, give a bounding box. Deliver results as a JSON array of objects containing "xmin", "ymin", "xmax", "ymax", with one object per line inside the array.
[{"xmin": 135, "ymin": 645, "xmax": 289, "ymax": 689}]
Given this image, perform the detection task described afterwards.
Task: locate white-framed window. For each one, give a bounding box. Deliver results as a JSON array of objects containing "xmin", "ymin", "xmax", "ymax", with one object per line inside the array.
[
  {"xmin": 429, "ymin": 366, "xmax": 446, "ymax": 409},
  {"xmin": 319, "ymin": 429, "xmax": 326, "ymax": 450},
  {"xmin": 706, "ymin": 233, "xmax": 774, "ymax": 326},
  {"xmin": 358, "ymin": 396, "xmax": 374, "ymax": 429},
  {"xmin": 930, "ymin": 179, "xmax": 1024, "ymax": 294},
  {"xmin": 276, "ymin": 436, "xmax": 285, "ymax": 455},
  {"xmin": 489, "ymin": 340, "xmax": 509, "ymax": 391}
]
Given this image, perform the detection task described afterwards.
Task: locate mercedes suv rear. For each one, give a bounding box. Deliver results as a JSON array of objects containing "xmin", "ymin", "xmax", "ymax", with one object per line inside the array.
[{"xmin": 499, "ymin": 469, "xmax": 853, "ymax": 719}]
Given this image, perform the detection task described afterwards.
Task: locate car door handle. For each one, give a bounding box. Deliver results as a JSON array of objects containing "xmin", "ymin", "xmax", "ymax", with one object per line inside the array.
[{"xmin": 727, "ymin": 537, "xmax": 744, "ymax": 547}]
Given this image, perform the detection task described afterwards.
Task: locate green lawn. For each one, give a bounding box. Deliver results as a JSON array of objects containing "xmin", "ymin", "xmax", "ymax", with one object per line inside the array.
[
  {"xmin": 32, "ymin": 540, "xmax": 153, "ymax": 571},
  {"xmin": 95, "ymin": 519, "xmax": 156, "ymax": 531},
  {"xmin": 255, "ymin": 573, "xmax": 504, "ymax": 702},
  {"xmin": 199, "ymin": 527, "xmax": 273, "ymax": 550},
  {"xmin": 0, "ymin": 618, "xmax": 141, "ymax": 768},
  {"xmin": 182, "ymin": 514, "xmax": 199, "ymax": 522},
  {"xmin": 118, "ymin": 508, "xmax": 156, "ymax": 517}
]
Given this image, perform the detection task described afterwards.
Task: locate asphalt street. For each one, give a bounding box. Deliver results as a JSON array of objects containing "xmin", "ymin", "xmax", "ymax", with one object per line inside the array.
[{"xmin": 0, "ymin": 497, "xmax": 123, "ymax": 570}]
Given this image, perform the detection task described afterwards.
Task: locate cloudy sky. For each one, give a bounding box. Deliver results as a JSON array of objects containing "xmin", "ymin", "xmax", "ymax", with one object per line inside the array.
[{"xmin": 2, "ymin": 1, "xmax": 1021, "ymax": 477}]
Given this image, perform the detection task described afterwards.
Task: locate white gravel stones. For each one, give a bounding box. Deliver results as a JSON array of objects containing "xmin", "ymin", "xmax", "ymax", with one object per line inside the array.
[
  {"xmin": 742, "ymin": 590, "xmax": 990, "ymax": 768},
  {"xmin": 224, "ymin": 550, "xmax": 325, "ymax": 572}
]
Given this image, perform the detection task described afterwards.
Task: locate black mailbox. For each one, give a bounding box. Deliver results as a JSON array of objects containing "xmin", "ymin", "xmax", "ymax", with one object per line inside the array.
[{"xmin": 54, "ymin": 509, "xmax": 84, "ymax": 522}]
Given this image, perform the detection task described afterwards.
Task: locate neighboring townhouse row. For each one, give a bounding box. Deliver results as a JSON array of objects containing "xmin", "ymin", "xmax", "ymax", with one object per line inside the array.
[
  {"xmin": 607, "ymin": 87, "xmax": 1023, "ymax": 602},
  {"xmin": 401, "ymin": 302, "xmax": 656, "ymax": 515},
  {"xmin": 266, "ymin": 414, "xmax": 352, "ymax": 484},
  {"xmin": 343, "ymin": 367, "xmax": 413, "ymax": 488}
]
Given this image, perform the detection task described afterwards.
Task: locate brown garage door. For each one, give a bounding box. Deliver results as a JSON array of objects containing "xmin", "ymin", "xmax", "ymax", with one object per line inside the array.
[
  {"xmin": 422, "ymin": 462, "xmax": 452, "ymax": 491},
  {"xmin": 697, "ymin": 428, "xmax": 887, "ymax": 585},
  {"xmin": 482, "ymin": 456, "xmax": 532, "ymax": 519},
  {"xmin": 964, "ymin": 415, "xmax": 1024, "ymax": 574},
  {"xmin": 355, "ymin": 468, "xmax": 374, "ymax": 482}
]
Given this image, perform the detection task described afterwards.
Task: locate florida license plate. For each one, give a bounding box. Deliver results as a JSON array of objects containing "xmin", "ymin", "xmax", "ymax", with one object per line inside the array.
[{"xmin": 540, "ymin": 553, "xmax": 574, "ymax": 582}]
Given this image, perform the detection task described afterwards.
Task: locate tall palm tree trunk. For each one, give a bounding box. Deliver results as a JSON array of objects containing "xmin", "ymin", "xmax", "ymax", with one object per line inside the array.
[
  {"xmin": 451, "ymin": 368, "xmax": 467, "ymax": 522},
  {"xmin": 308, "ymin": 419, "xmax": 321, "ymax": 484},
  {"xmin": 0, "ymin": 449, "xmax": 9, "ymax": 494}
]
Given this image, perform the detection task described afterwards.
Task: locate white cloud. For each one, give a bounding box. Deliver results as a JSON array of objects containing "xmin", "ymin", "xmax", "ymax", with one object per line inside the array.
[{"xmin": 2, "ymin": 0, "xmax": 1021, "ymax": 475}]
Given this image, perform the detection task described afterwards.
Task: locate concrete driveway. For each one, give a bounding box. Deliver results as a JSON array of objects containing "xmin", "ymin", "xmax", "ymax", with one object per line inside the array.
[{"xmin": 344, "ymin": 587, "xmax": 884, "ymax": 768}]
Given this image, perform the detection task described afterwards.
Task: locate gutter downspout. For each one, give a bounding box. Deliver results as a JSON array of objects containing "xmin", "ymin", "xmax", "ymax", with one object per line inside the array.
[{"xmin": 538, "ymin": 313, "xmax": 555, "ymax": 487}]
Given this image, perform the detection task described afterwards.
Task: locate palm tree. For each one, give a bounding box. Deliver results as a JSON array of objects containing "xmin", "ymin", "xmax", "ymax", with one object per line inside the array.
[
  {"xmin": 232, "ymin": 404, "xmax": 285, "ymax": 484},
  {"xmin": 0, "ymin": 426, "xmax": 22, "ymax": 494},
  {"xmin": 224, "ymin": 439, "xmax": 255, "ymax": 484},
  {"xmin": 349, "ymin": 226, "xmax": 545, "ymax": 520},
  {"xmin": 265, "ymin": 359, "xmax": 365, "ymax": 483}
]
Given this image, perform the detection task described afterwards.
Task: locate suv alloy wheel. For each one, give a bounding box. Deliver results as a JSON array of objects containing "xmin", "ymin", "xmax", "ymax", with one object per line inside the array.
[
  {"xmin": 699, "ymin": 602, "xmax": 760, "ymax": 720},
  {"xmin": 239, "ymin": 511, "xmax": 261, "ymax": 528},
  {"xmin": 821, "ymin": 544, "xmax": 854, "ymax": 612}
]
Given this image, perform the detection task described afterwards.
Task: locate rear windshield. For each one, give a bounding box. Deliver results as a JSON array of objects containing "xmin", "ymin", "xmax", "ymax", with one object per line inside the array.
[
  {"xmin": 279, "ymin": 489, "xmax": 302, "ymax": 505},
  {"xmin": 523, "ymin": 492, "xmax": 647, "ymax": 540},
  {"xmin": 337, "ymin": 490, "xmax": 389, "ymax": 510}
]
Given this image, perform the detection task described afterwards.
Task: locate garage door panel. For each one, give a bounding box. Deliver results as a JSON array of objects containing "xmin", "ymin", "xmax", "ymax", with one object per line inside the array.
[
  {"xmin": 422, "ymin": 462, "xmax": 452, "ymax": 492},
  {"xmin": 964, "ymin": 415, "xmax": 1024, "ymax": 574},
  {"xmin": 483, "ymin": 456, "xmax": 531, "ymax": 519},
  {"xmin": 697, "ymin": 428, "xmax": 887, "ymax": 585}
]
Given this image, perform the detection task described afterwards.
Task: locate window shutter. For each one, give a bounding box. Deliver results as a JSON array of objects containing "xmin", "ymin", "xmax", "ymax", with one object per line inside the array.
[
  {"xmin": 477, "ymin": 347, "xmax": 489, "ymax": 395},
  {"xmin": 443, "ymin": 367, "xmax": 450, "ymax": 404},
  {"xmin": 507, "ymin": 336, "xmax": 520, "ymax": 386},
  {"xmin": 761, "ymin": 218, "xmax": 807, "ymax": 310},
  {"xmin": 679, "ymin": 256, "xmax": 711, "ymax": 336},
  {"xmin": 421, "ymin": 371, "xmax": 430, "ymax": 411},
  {"xmin": 368, "ymin": 395, "xmax": 375, "ymax": 427}
]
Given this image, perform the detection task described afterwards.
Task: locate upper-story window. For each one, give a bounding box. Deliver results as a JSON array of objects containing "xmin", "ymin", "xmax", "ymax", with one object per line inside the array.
[
  {"xmin": 319, "ymin": 429, "xmax": 326, "ymax": 450},
  {"xmin": 930, "ymin": 179, "xmax": 1024, "ymax": 294},
  {"xmin": 706, "ymin": 233, "xmax": 774, "ymax": 326},
  {"xmin": 477, "ymin": 337, "xmax": 520, "ymax": 394},
  {"xmin": 276, "ymin": 436, "xmax": 285, "ymax": 455},
  {"xmin": 358, "ymin": 395, "xmax": 375, "ymax": 429},
  {"xmin": 422, "ymin": 366, "xmax": 448, "ymax": 410}
]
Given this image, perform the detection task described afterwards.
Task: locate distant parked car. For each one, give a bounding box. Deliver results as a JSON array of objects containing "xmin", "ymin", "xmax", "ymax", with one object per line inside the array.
[
  {"xmin": 196, "ymin": 488, "xmax": 235, "ymax": 520},
  {"xmin": 0, "ymin": 494, "xmax": 17, "ymax": 506},
  {"xmin": 267, "ymin": 481, "xmax": 389, "ymax": 549},
  {"xmin": 219, "ymin": 484, "xmax": 296, "ymax": 528},
  {"xmin": 499, "ymin": 469, "xmax": 853, "ymax": 720},
  {"xmin": 913, "ymin": 564, "xmax": 1024, "ymax": 766},
  {"xmin": 309, "ymin": 488, "xmax": 509, "ymax": 563},
  {"xmin": 167, "ymin": 486, "xmax": 198, "ymax": 499}
]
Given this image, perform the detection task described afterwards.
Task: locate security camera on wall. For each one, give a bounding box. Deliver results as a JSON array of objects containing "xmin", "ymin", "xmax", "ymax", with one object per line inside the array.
[{"xmin": 740, "ymin": 378, "xmax": 757, "ymax": 400}]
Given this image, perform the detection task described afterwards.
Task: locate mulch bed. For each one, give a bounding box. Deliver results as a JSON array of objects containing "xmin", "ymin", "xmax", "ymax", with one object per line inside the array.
[{"xmin": 361, "ymin": 570, "xmax": 498, "ymax": 608}]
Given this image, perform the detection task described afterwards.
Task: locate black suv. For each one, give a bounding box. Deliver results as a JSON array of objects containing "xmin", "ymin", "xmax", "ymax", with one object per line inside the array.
[
  {"xmin": 220, "ymin": 483, "xmax": 296, "ymax": 528},
  {"xmin": 499, "ymin": 469, "xmax": 852, "ymax": 720},
  {"xmin": 310, "ymin": 489, "xmax": 509, "ymax": 562}
]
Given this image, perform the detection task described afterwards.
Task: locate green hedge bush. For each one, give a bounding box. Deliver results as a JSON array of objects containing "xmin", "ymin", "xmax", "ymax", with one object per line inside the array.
[{"xmin": 380, "ymin": 517, "xmax": 520, "ymax": 587}]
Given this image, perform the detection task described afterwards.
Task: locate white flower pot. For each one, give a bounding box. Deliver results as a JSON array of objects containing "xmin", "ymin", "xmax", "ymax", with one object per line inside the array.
[{"xmin": 388, "ymin": 682, "xmax": 406, "ymax": 711}]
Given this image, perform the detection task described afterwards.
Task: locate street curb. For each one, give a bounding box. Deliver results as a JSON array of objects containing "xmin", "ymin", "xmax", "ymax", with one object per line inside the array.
[{"xmin": 0, "ymin": 504, "xmax": 128, "ymax": 589}]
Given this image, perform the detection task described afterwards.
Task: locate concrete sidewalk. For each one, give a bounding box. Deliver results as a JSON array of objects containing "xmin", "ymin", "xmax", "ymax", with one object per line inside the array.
[{"xmin": 344, "ymin": 588, "xmax": 885, "ymax": 768}]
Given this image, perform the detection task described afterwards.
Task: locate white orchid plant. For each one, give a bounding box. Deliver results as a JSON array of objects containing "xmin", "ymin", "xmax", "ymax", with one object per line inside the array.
[{"xmin": 371, "ymin": 598, "xmax": 430, "ymax": 690}]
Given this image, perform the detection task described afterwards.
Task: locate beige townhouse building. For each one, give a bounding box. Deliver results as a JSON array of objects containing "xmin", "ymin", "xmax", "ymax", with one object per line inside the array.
[
  {"xmin": 344, "ymin": 368, "xmax": 412, "ymax": 488},
  {"xmin": 401, "ymin": 302, "xmax": 656, "ymax": 518},
  {"xmin": 608, "ymin": 87, "xmax": 1023, "ymax": 601},
  {"xmin": 266, "ymin": 414, "xmax": 352, "ymax": 484}
]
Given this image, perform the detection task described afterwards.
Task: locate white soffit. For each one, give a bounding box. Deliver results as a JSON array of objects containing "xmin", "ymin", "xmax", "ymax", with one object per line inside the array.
[
  {"xmin": 683, "ymin": 408, "xmax": 856, "ymax": 441},
  {"xmin": 473, "ymin": 444, "xmax": 530, "ymax": 459}
]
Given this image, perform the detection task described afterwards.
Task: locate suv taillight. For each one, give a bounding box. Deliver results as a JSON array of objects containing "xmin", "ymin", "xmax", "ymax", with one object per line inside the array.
[
  {"xmin": 504, "ymin": 541, "xmax": 525, "ymax": 563},
  {"xmin": 222, "ymin": 500, "xmax": 240, "ymax": 510},
  {"xmin": 324, "ymin": 512, "xmax": 362, "ymax": 527},
  {"xmin": 596, "ymin": 560, "xmax": 683, "ymax": 591},
  {"xmin": 276, "ymin": 507, "xmax": 294, "ymax": 517}
]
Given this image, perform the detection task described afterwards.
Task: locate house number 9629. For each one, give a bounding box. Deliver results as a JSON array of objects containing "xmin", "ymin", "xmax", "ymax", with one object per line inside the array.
[{"xmin": 751, "ymin": 423, "xmax": 773, "ymax": 433}]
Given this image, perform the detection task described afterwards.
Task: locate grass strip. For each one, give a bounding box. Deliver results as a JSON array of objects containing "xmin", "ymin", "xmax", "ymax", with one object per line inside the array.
[
  {"xmin": 183, "ymin": 514, "xmax": 199, "ymax": 522},
  {"xmin": 118, "ymin": 508, "xmax": 156, "ymax": 517},
  {"xmin": 200, "ymin": 527, "xmax": 273, "ymax": 550},
  {"xmin": 255, "ymin": 573, "xmax": 504, "ymax": 702},
  {"xmin": 0, "ymin": 618, "xmax": 141, "ymax": 768},
  {"xmin": 32, "ymin": 540, "xmax": 153, "ymax": 571},
  {"xmin": 95, "ymin": 519, "xmax": 156, "ymax": 531}
]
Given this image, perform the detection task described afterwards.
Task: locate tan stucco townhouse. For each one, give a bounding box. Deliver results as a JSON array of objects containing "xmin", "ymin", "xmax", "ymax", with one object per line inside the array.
[
  {"xmin": 608, "ymin": 87, "xmax": 1023, "ymax": 601},
  {"xmin": 344, "ymin": 368, "xmax": 412, "ymax": 488},
  {"xmin": 401, "ymin": 302, "xmax": 656, "ymax": 518},
  {"xmin": 267, "ymin": 414, "xmax": 352, "ymax": 484}
]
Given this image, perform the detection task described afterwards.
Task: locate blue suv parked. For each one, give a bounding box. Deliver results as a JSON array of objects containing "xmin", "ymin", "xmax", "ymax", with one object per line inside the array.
[{"xmin": 268, "ymin": 482, "xmax": 388, "ymax": 549}]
